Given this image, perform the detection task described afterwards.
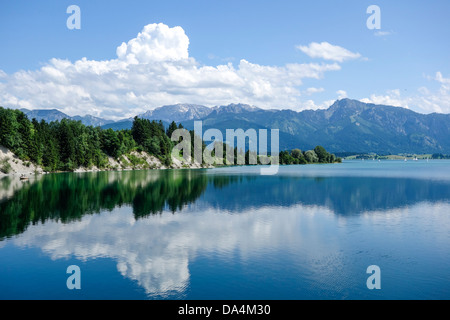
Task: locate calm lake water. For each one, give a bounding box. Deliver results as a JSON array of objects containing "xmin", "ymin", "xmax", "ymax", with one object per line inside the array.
[{"xmin": 0, "ymin": 160, "xmax": 449, "ymax": 300}]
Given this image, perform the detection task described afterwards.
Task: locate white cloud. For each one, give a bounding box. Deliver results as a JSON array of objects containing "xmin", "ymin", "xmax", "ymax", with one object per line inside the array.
[
  {"xmin": 361, "ymin": 89, "xmax": 409, "ymax": 108},
  {"xmin": 292, "ymin": 99, "xmax": 334, "ymax": 111},
  {"xmin": 336, "ymin": 90, "xmax": 348, "ymax": 99},
  {"xmin": 374, "ymin": 30, "xmax": 393, "ymax": 37},
  {"xmin": 304, "ymin": 87, "xmax": 325, "ymax": 95},
  {"xmin": 361, "ymin": 73, "xmax": 450, "ymax": 114},
  {"xmin": 4, "ymin": 23, "xmax": 445, "ymax": 117},
  {"xmin": 116, "ymin": 23, "xmax": 189, "ymax": 63},
  {"xmin": 0, "ymin": 23, "xmax": 342, "ymax": 120},
  {"xmin": 297, "ymin": 42, "xmax": 362, "ymax": 62},
  {"xmin": 435, "ymin": 71, "xmax": 450, "ymax": 91},
  {"xmin": 413, "ymin": 72, "xmax": 450, "ymax": 113}
]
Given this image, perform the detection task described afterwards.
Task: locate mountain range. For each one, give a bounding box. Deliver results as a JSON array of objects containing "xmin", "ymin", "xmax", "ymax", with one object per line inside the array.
[
  {"xmin": 19, "ymin": 108, "xmax": 115, "ymax": 127},
  {"xmin": 18, "ymin": 99, "xmax": 450, "ymax": 154}
]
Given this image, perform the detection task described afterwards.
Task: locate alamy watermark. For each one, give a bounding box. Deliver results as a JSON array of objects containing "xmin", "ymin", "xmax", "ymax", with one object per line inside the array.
[
  {"xmin": 66, "ymin": 265, "xmax": 81, "ymax": 290},
  {"xmin": 366, "ymin": 5, "xmax": 381, "ymax": 30},
  {"xmin": 67, "ymin": 5, "xmax": 81, "ymax": 30},
  {"xmin": 366, "ymin": 265, "xmax": 381, "ymax": 290},
  {"xmin": 170, "ymin": 121, "xmax": 280, "ymax": 175}
]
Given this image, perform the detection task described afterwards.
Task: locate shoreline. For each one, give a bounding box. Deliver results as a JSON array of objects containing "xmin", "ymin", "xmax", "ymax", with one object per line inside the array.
[
  {"xmin": 0, "ymin": 146, "xmax": 213, "ymax": 178},
  {"xmin": 0, "ymin": 164, "xmax": 214, "ymax": 178},
  {"xmin": 0, "ymin": 159, "xmax": 214, "ymax": 177}
]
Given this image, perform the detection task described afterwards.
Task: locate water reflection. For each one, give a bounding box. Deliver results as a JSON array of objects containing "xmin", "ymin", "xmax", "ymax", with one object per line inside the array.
[
  {"xmin": 1, "ymin": 165, "xmax": 450, "ymax": 240},
  {"xmin": 11, "ymin": 204, "xmax": 324, "ymax": 297},
  {"xmin": 0, "ymin": 170, "xmax": 208, "ymax": 240},
  {"xmin": 1, "ymin": 163, "xmax": 450, "ymax": 299},
  {"xmin": 201, "ymin": 175, "xmax": 450, "ymax": 215}
]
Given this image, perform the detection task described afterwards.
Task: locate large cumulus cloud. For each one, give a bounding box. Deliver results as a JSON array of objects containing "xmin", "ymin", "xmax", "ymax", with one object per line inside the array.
[
  {"xmin": 0, "ymin": 23, "xmax": 341, "ymax": 119},
  {"xmin": 116, "ymin": 23, "xmax": 190, "ymax": 63}
]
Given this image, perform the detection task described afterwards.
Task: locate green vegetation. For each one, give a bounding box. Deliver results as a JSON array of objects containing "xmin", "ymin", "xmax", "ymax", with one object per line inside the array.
[
  {"xmin": 131, "ymin": 117, "xmax": 172, "ymax": 164},
  {"xmin": 280, "ymin": 146, "xmax": 341, "ymax": 165},
  {"xmin": 0, "ymin": 158, "xmax": 12, "ymax": 174},
  {"xmin": 336, "ymin": 152, "xmax": 450, "ymax": 160},
  {"xmin": 431, "ymin": 153, "xmax": 450, "ymax": 159},
  {"xmin": 1, "ymin": 107, "xmax": 340, "ymax": 172},
  {"xmin": 0, "ymin": 107, "xmax": 170, "ymax": 172}
]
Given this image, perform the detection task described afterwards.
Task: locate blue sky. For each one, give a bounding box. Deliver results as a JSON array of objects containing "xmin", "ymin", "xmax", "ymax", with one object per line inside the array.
[{"xmin": 0, "ymin": 0, "xmax": 449, "ymax": 119}]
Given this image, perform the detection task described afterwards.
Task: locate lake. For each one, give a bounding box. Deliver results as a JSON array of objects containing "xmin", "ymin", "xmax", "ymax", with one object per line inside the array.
[{"xmin": 0, "ymin": 160, "xmax": 449, "ymax": 300}]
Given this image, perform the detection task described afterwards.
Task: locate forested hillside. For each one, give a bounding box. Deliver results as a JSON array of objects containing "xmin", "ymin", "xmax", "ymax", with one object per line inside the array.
[
  {"xmin": 0, "ymin": 108, "xmax": 172, "ymax": 172},
  {"xmin": 0, "ymin": 107, "xmax": 339, "ymax": 173}
]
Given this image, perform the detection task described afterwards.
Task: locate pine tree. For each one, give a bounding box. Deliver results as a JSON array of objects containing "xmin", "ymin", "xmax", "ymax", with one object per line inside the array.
[{"xmin": 166, "ymin": 121, "xmax": 178, "ymax": 139}]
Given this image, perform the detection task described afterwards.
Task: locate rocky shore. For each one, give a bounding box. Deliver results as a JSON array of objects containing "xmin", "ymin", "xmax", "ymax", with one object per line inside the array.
[{"xmin": 0, "ymin": 146, "xmax": 211, "ymax": 177}]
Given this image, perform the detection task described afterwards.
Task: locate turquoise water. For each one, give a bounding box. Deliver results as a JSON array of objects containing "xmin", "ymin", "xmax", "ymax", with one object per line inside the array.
[{"xmin": 0, "ymin": 160, "xmax": 449, "ymax": 299}]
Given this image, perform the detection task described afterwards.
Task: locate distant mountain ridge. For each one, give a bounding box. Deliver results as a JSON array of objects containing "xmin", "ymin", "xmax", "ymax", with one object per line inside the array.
[
  {"xmin": 140, "ymin": 104, "xmax": 212, "ymax": 122},
  {"xmin": 20, "ymin": 108, "xmax": 114, "ymax": 127},
  {"xmin": 18, "ymin": 100, "xmax": 450, "ymax": 154}
]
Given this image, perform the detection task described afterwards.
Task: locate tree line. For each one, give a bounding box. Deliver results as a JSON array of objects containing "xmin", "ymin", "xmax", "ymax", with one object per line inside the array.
[
  {"xmin": 0, "ymin": 107, "xmax": 172, "ymax": 172},
  {"xmin": 431, "ymin": 153, "xmax": 450, "ymax": 159},
  {"xmin": 279, "ymin": 146, "xmax": 341, "ymax": 164},
  {"xmin": 0, "ymin": 107, "xmax": 340, "ymax": 172}
]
